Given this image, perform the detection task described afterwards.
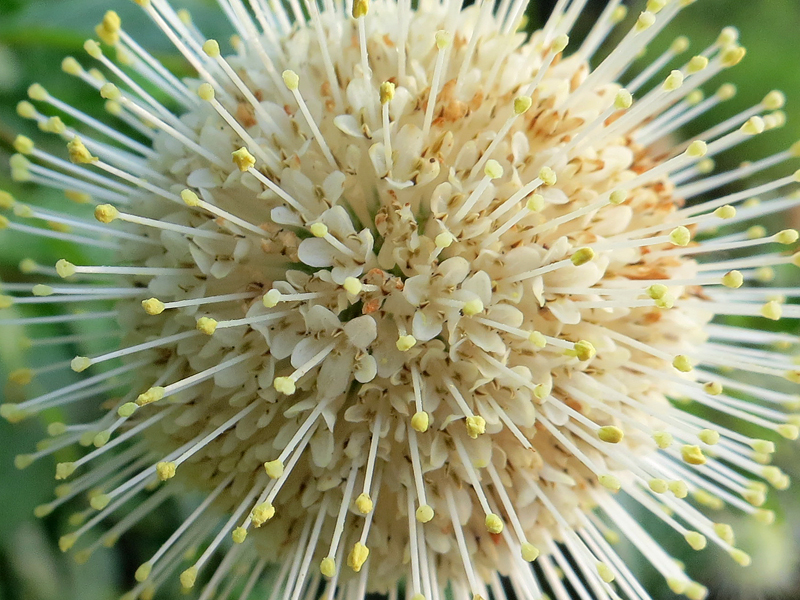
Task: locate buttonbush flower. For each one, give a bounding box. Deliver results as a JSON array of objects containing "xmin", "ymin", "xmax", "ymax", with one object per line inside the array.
[{"xmin": 3, "ymin": 1, "xmax": 800, "ymax": 600}]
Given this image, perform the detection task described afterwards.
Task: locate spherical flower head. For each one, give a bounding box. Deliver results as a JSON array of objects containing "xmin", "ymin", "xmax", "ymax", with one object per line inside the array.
[{"xmin": 3, "ymin": 2, "xmax": 800, "ymax": 600}]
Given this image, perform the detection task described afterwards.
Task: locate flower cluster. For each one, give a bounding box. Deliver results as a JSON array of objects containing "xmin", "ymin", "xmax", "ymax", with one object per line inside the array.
[{"xmin": 3, "ymin": 1, "xmax": 800, "ymax": 600}]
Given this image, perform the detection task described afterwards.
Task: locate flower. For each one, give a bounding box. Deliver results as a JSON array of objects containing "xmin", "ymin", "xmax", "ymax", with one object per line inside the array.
[{"xmin": 2, "ymin": 1, "xmax": 800, "ymax": 600}]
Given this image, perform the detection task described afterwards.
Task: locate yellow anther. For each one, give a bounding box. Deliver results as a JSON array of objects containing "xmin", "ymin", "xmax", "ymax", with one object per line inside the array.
[
  {"xmin": 434, "ymin": 30, "xmax": 451, "ymax": 50},
  {"xmin": 310, "ymin": 222, "xmax": 329, "ymax": 237},
  {"xmin": 653, "ymin": 431, "xmax": 673, "ymax": 449},
  {"xmin": 663, "ymin": 69, "xmax": 684, "ymax": 91},
  {"xmin": 698, "ymin": 429, "xmax": 720, "ymax": 445},
  {"xmin": 681, "ymin": 445, "xmax": 707, "ymax": 465},
  {"xmin": 776, "ymin": 229, "xmax": 799, "ymax": 244},
  {"xmin": 352, "ymin": 0, "xmax": 369, "ymax": 18},
  {"xmin": 785, "ymin": 370, "xmax": 800, "ymax": 384},
  {"xmin": 777, "ymin": 423, "xmax": 799, "ymax": 440},
  {"xmin": 646, "ymin": 0, "xmax": 666, "ymax": 12},
  {"xmin": 355, "ymin": 493, "xmax": 373, "ymax": 514},
  {"xmin": 614, "ymin": 89, "xmax": 633, "ymax": 110},
  {"xmin": 142, "ymin": 298, "xmax": 165, "ymax": 315},
  {"xmin": 673, "ymin": 355, "xmax": 693, "ymax": 372},
  {"xmin": 533, "ymin": 382, "xmax": 550, "ymax": 400},
  {"xmin": 684, "ymin": 531, "xmax": 707, "ymax": 551},
  {"xmin": 105, "ymin": 100, "xmax": 122, "ymax": 116},
  {"xmin": 90, "ymin": 493, "xmax": 111, "ymax": 510},
  {"xmin": 670, "ymin": 36, "xmax": 690, "ymax": 53},
  {"xmin": 231, "ymin": 527, "xmax": 247, "ymax": 544},
  {"xmin": 0, "ymin": 295, "xmax": 12, "ymax": 309},
  {"xmin": 570, "ymin": 247, "xmax": 595, "ymax": 266},
  {"xmin": 484, "ymin": 513, "xmax": 504, "ymax": 534},
  {"xmin": 526, "ymin": 194, "xmax": 545, "ymax": 212},
  {"xmin": 181, "ymin": 189, "xmax": 201, "ymax": 206},
  {"xmin": 9, "ymin": 369, "xmax": 33, "ymax": 386},
  {"xmin": 13, "ymin": 135, "xmax": 34, "ymax": 155},
  {"xmin": 465, "ymin": 415, "xmax": 486, "ymax": 438},
  {"xmin": 572, "ymin": 340, "xmax": 596, "ymax": 361},
  {"xmin": 347, "ymin": 543, "xmax": 370, "ymax": 572},
  {"xmin": 754, "ymin": 509, "xmax": 775, "ymax": 525},
  {"xmin": 320, "ymin": 557, "xmax": 336, "ymax": 578},
  {"xmin": 763, "ymin": 90, "xmax": 786, "ymax": 109},
  {"xmin": 610, "ymin": 5, "xmax": 627, "ymax": 23},
  {"xmin": 687, "ymin": 55, "xmax": 708, "ymax": 74},
  {"xmin": 136, "ymin": 386, "xmax": 165, "ymax": 406},
  {"xmin": 710, "ymin": 523, "xmax": 734, "ymax": 545},
  {"xmin": 42, "ymin": 116, "xmax": 66, "ymax": 135},
  {"xmin": 0, "ymin": 190, "xmax": 15, "ymax": 209},
  {"xmin": 65, "ymin": 190, "xmax": 92, "ymax": 204},
  {"xmin": 647, "ymin": 284, "xmax": 668, "ymax": 300},
  {"xmin": 263, "ymin": 289, "xmax": 282, "ymax": 307},
  {"xmin": 521, "ymin": 542, "xmax": 540, "ymax": 562},
  {"xmin": 273, "ymin": 376, "xmax": 296, "ymax": 395},
  {"xmin": 714, "ymin": 204, "xmax": 736, "ymax": 219},
  {"xmin": 484, "ymin": 160, "xmax": 503, "ymax": 180},
  {"xmin": 379, "ymin": 81, "xmax": 395, "ymax": 104},
  {"xmin": 94, "ymin": 204, "xmax": 119, "ymax": 224},
  {"xmin": 415, "ymin": 504, "xmax": 434, "ymax": 523},
  {"xmin": 118, "ymin": 402, "xmax": 138, "ymax": 418},
  {"xmin": 202, "ymin": 39, "xmax": 221, "ymax": 57},
  {"xmin": 14, "ymin": 454, "xmax": 34, "ymax": 470},
  {"xmin": 0, "ymin": 404, "xmax": 27, "ymax": 423},
  {"xmin": 750, "ymin": 439, "xmax": 775, "ymax": 454},
  {"xmin": 67, "ymin": 137, "xmax": 97, "ymax": 164},
  {"xmin": 396, "ymin": 334, "xmax": 417, "ymax": 352},
  {"xmin": 550, "ymin": 33, "xmax": 569, "ymax": 53},
  {"xmin": 635, "ymin": 11, "xmax": 656, "ymax": 32},
  {"xmin": 264, "ymin": 459, "xmax": 284, "ymax": 479},
  {"xmin": 669, "ymin": 480, "xmax": 688, "ymax": 498},
  {"xmin": 729, "ymin": 549, "xmax": 751, "ymax": 567},
  {"xmin": 232, "ymin": 147, "xmax": 256, "ymax": 172},
  {"xmin": 198, "ymin": 82, "xmax": 215, "ymax": 101},
  {"xmin": 135, "ymin": 563, "xmax": 153, "ymax": 582},
  {"xmin": 156, "ymin": 461, "xmax": 176, "ymax": 481},
  {"xmin": 686, "ymin": 90, "xmax": 704, "ymax": 106},
  {"xmin": 599, "ymin": 474, "xmax": 621, "ymax": 492},
  {"xmin": 411, "ymin": 411, "xmax": 430, "ymax": 433},
  {"xmin": 343, "ymin": 277, "xmax": 363, "ymax": 295},
  {"xmin": 84, "ymin": 39, "xmax": 103, "ymax": 58},
  {"xmin": 99, "ymin": 82, "xmax": 121, "ymax": 100},
  {"xmin": 282, "ymin": 69, "xmax": 300, "ymax": 90},
  {"xmin": 596, "ymin": 563, "xmax": 615, "ymax": 583},
  {"xmin": 648, "ymin": 478, "xmax": 668, "ymax": 494},
  {"xmin": 62, "ymin": 56, "xmax": 83, "ymax": 75},
  {"xmin": 761, "ymin": 300, "xmax": 782, "ymax": 321},
  {"xmin": 56, "ymin": 259, "xmax": 76, "ymax": 278},
  {"xmin": 71, "ymin": 356, "xmax": 92, "ymax": 373},
  {"xmin": 435, "ymin": 231, "xmax": 455, "ymax": 248},
  {"xmin": 598, "ymin": 426, "xmax": 624, "ymax": 444},
  {"xmin": 528, "ymin": 331, "xmax": 546, "ymax": 348},
  {"xmin": 462, "ymin": 298, "xmax": 484, "ymax": 316},
  {"xmin": 180, "ymin": 566, "xmax": 198, "ymax": 589},
  {"xmin": 59, "ymin": 533, "xmax": 78, "ymax": 552},
  {"xmin": 196, "ymin": 317, "xmax": 218, "ymax": 335},
  {"xmin": 720, "ymin": 45, "xmax": 746, "ymax": 68},
  {"xmin": 609, "ymin": 190, "xmax": 628, "ymax": 205},
  {"xmin": 741, "ymin": 116, "xmax": 765, "ymax": 135},
  {"xmin": 514, "ymin": 96, "xmax": 532, "ymax": 115},
  {"xmin": 56, "ymin": 462, "xmax": 77, "ymax": 479},
  {"xmin": 703, "ymin": 381, "xmax": 723, "ymax": 395},
  {"xmin": 251, "ymin": 502, "xmax": 275, "ymax": 526},
  {"xmin": 538, "ymin": 166, "xmax": 557, "ymax": 186},
  {"xmin": 685, "ymin": 140, "xmax": 707, "ymax": 158}
]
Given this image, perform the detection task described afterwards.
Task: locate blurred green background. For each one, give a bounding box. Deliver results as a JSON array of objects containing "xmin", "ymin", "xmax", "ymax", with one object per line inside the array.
[{"xmin": 1, "ymin": 0, "xmax": 799, "ymax": 599}]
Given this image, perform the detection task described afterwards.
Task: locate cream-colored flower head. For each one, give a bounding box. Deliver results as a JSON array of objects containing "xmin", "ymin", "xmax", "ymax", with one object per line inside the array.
[{"xmin": 3, "ymin": 2, "xmax": 800, "ymax": 600}]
